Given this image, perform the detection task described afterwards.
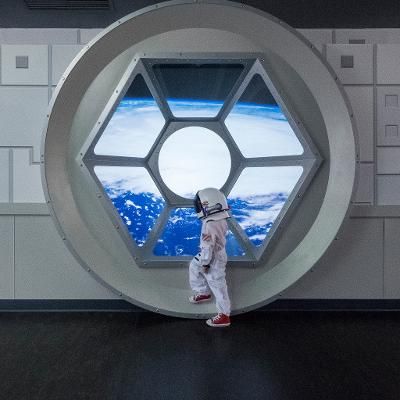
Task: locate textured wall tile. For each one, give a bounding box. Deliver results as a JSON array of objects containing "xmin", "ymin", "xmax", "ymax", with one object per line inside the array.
[
  {"xmin": 0, "ymin": 87, "xmax": 48, "ymax": 162},
  {"xmin": 0, "ymin": 29, "xmax": 78, "ymax": 44},
  {"xmin": 377, "ymin": 148, "xmax": 400, "ymax": 174},
  {"xmin": 12, "ymin": 148, "xmax": 45, "ymax": 203},
  {"xmin": 377, "ymin": 87, "xmax": 400, "ymax": 146},
  {"xmin": 326, "ymin": 44, "xmax": 373, "ymax": 84},
  {"xmin": 377, "ymin": 44, "xmax": 400, "ymax": 84},
  {"xmin": 285, "ymin": 219, "xmax": 383, "ymax": 299},
  {"xmin": 377, "ymin": 176, "xmax": 400, "ymax": 205},
  {"xmin": 51, "ymin": 44, "xmax": 84, "ymax": 85},
  {"xmin": 0, "ymin": 216, "xmax": 13, "ymax": 299},
  {"xmin": 354, "ymin": 164, "xmax": 374, "ymax": 204},
  {"xmin": 384, "ymin": 219, "xmax": 400, "ymax": 298},
  {"xmin": 14, "ymin": 216, "xmax": 117, "ymax": 299},
  {"xmin": 0, "ymin": 149, "xmax": 10, "ymax": 202},
  {"xmin": 79, "ymin": 29, "xmax": 103, "ymax": 44},
  {"xmin": 1, "ymin": 45, "xmax": 48, "ymax": 85},
  {"xmin": 345, "ymin": 86, "xmax": 374, "ymax": 161},
  {"xmin": 297, "ymin": 29, "xmax": 332, "ymax": 53},
  {"xmin": 336, "ymin": 29, "xmax": 400, "ymax": 44}
]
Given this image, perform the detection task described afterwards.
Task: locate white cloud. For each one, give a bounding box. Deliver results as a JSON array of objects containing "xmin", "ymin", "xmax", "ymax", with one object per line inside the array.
[
  {"xmin": 94, "ymin": 166, "xmax": 162, "ymax": 198},
  {"xmin": 168, "ymin": 99, "xmax": 222, "ymax": 118},
  {"xmin": 93, "ymin": 100, "xmax": 304, "ymax": 202},
  {"xmin": 94, "ymin": 100, "xmax": 164, "ymax": 157},
  {"xmin": 225, "ymin": 105, "xmax": 303, "ymax": 157},
  {"xmin": 159, "ymin": 126, "xmax": 231, "ymax": 198},
  {"xmin": 229, "ymin": 167, "xmax": 303, "ymax": 198}
]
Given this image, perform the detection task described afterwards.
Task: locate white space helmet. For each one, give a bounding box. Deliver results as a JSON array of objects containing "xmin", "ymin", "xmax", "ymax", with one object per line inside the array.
[{"xmin": 194, "ymin": 187, "xmax": 230, "ymax": 221}]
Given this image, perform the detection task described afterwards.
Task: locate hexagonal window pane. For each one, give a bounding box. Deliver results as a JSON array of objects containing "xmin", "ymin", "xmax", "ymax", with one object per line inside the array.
[
  {"xmin": 153, "ymin": 208, "xmax": 246, "ymax": 257},
  {"xmin": 225, "ymin": 74, "xmax": 303, "ymax": 157},
  {"xmin": 152, "ymin": 63, "xmax": 244, "ymax": 117},
  {"xmin": 226, "ymin": 230, "xmax": 246, "ymax": 256},
  {"xmin": 228, "ymin": 166, "xmax": 303, "ymax": 247},
  {"xmin": 94, "ymin": 166, "xmax": 165, "ymax": 247},
  {"xmin": 94, "ymin": 74, "xmax": 165, "ymax": 157},
  {"xmin": 154, "ymin": 208, "xmax": 200, "ymax": 256}
]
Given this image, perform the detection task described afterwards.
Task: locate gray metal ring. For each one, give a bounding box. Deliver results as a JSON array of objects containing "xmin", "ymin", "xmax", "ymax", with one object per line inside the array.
[{"xmin": 41, "ymin": 0, "xmax": 357, "ymax": 317}]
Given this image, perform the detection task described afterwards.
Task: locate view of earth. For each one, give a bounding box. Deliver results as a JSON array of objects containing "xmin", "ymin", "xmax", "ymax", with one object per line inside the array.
[{"xmin": 93, "ymin": 97, "xmax": 303, "ymax": 256}]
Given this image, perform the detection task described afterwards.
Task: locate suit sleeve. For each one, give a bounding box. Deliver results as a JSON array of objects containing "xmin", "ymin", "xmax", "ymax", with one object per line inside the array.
[{"xmin": 200, "ymin": 223, "xmax": 216, "ymax": 265}]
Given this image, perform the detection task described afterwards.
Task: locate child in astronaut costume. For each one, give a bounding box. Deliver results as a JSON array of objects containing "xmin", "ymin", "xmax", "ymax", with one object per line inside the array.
[{"xmin": 189, "ymin": 188, "xmax": 231, "ymax": 328}]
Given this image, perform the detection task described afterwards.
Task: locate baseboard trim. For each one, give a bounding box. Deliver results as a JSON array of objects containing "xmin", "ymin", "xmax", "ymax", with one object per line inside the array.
[{"xmin": 0, "ymin": 299, "xmax": 400, "ymax": 312}]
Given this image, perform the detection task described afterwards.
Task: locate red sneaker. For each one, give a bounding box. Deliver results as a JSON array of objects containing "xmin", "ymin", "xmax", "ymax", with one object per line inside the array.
[
  {"xmin": 189, "ymin": 293, "xmax": 212, "ymax": 304},
  {"xmin": 206, "ymin": 313, "xmax": 231, "ymax": 327}
]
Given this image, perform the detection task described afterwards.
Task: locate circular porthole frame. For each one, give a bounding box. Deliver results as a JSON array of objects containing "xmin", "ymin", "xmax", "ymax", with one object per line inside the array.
[{"xmin": 41, "ymin": 0, "xmax": 357, "ymax": 317}]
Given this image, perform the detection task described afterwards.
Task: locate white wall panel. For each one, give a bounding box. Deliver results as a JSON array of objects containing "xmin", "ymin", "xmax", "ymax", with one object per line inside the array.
[
  {"xmin": 345, "ymin": 86, "xmax": 374, "ymax": 161},
  {"xmin": 0, "ymin": 216, "xmax": 13, "ymax": 299},
  {"xmin": 1, "ymin": 45, "xmax": 48, "ymax": 85},
  {"xmin": 384, "ymin": 219, "xmax": 400, "ymax": 298},
  {"xmin": 326, "ymin": 44, "xmax": 373, "ymax": 84},
  {"xmin": 377, "ymin": 148, "xmax": 400, "ymax": 174},
  {"xmin": 0, "ymin": 149, "xmax": 10, "ymax": 202},
  {"xmin": 297, "ymin": 29, "xmax": 332, "ymax": 53},
  {"xmin": 377, "ymin": 86, "xmax": 400, "ymax": 146},
  {"xmin": 354, "ymin": 164, "xmax": 374, "ymax": 204},
  {"xmin": 284, "ymin": 218, "xmax": 384, "ymax": 299},
  {"xmin": 336, "ymin": 29, "xmax": 400, "ymax": 44},
  {"xmin": 14, "ymin": 216, "xmax": 117, "ymax": 299},
  {"xmin": 52, "ymin": 45, "xmax": 84, "ymax": 85},
  {"xmin": 0, "ymin": 87, "xmax": 48, "ymax": 162},
  {"xmin": 377, "ymin": 176, "xmax": 400, "ymax": 205},
  {"xmin": 0, "ymin": 29, "xmax": 78, "ymax": 44},
  {"xmin": 377, "ymin": 44, "xmax": 400, "ymax": 84},
  {"xmin": 12, "ymin": 149, "xmax": 45, "ymax": 203},
  {"xmin": 79, "ymin": 29, "xmax": 103, "ymax": 44}
]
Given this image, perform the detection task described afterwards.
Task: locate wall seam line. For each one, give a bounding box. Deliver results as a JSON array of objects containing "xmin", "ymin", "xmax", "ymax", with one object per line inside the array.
[
  {"xmin": 0, "ymin": 84, "xmax": 48, "ymax": 88},
  {"xmin": 342, "ymin": 84, "xmax": 374, "ymax": 87},
  {"xmin": 13, "ymin": 215, "xmax": 15, "ymax": 299},
  {"xmin": 0, "ymin": 44, "xmax": 2, "ymax": 84},
  {"xmin": 48, "ymin": 44, "xmax": 52, "ymax": 103},
  {"xmin": 373, "ymin": 44, "xmax": 378, "ymax": 205},
  {"xmin": 8, "ymin": 148, "xmax": 13, "ymax": 202},
  {"xmin": 382, "ymin": 218, "xmax": 385, "ymax": 299}
]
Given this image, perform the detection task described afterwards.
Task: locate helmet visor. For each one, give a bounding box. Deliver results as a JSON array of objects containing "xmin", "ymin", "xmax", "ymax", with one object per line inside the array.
[{"xmin": 194, "ymin": 193, "xmax": 203, "ymax": 214}]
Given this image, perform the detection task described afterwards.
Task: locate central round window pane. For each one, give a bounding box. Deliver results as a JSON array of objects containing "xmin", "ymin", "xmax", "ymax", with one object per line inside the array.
[{"xmin": 159, "ymin": 127, "xmax": 231, "ymax": 198}]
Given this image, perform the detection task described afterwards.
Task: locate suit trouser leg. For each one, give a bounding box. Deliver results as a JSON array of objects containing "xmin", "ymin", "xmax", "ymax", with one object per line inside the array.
[
  {"xmin": 206, "ymin": 259, "xmax": 231, "ymax": 316},
  {"xmin": 189, "ymin": 254, "xmax": 210, "ymax": 295}
]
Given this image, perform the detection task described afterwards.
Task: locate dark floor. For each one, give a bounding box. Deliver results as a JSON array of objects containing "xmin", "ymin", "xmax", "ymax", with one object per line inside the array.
[{"xmin": 0, "ymin": 311, "xmax": 400, "ymax": 400}]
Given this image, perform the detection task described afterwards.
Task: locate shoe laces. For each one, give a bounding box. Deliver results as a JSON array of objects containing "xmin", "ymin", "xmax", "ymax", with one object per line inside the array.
[{"xmin": 213, "ymin": 313, "xmax": 226, "ymax": 322}]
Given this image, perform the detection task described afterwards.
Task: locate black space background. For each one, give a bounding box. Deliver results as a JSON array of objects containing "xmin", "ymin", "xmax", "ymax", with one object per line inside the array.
[{"xmin": 126, "ymin": 67, "xmax": 276, "ymax": 104}]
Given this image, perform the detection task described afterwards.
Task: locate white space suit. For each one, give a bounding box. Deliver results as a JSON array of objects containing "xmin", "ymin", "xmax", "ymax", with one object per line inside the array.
[{"xmin": 189, "ymin": 188, "xmax": 231, "ymax": 316}]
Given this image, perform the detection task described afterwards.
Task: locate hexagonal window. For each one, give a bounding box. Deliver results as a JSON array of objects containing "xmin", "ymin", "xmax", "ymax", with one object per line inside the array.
[
  {"xmin": 94, "ymin": 74, "xmax": 165, "ymax": 158},
  {"xmin": 94, "ymin": 166, "xmax": 165, "ymax": 247},
  {"xmin": 228, "ymin": 166, "xmax": 303, "ymax": 247},
  {"xmin": 81, "ymin": 55, "xmax": 322, "ymax": 267},
  {"xmin": 225, "ymin": 74, "xmax": 303, "ymax": 157},
  {"xmin": 153, "ymin": 207, "xmax": 246, "ymax": 257},
  {"xmin": 152, "ymin": 62, "xmax": 245, "ymax": 118}
]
